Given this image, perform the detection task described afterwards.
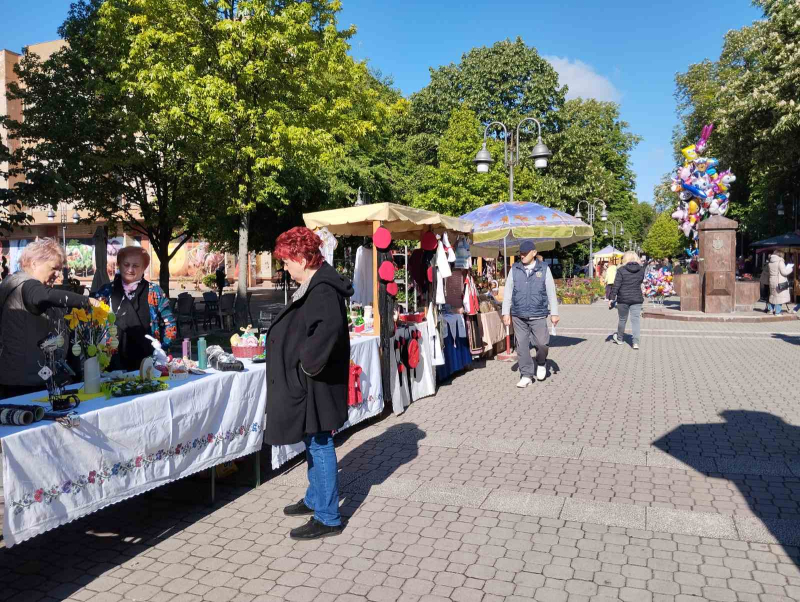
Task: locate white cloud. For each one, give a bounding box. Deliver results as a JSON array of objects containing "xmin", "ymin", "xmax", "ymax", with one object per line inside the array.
[{"xmin": 544, "ymin": 56, "xmax": 622, "ymax": 103}]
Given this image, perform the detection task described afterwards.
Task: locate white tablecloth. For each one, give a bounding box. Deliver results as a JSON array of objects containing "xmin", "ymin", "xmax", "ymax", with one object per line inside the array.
[
  {"xmin": 390, "ymin": 322, "xmax": 437, "ymax": 415},
  {"xmin": 1, "ymin": 364, "xmax": 266, "ymax": 547},
  {"xmin": 270, "ymin": 335, "xmax": 383, "ymax": 469}
]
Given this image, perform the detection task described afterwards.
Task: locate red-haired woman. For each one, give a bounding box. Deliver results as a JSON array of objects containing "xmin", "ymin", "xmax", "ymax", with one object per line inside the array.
[{"xmin": 266, "ymin": 227, "xmax": 353, "ymax": 539}]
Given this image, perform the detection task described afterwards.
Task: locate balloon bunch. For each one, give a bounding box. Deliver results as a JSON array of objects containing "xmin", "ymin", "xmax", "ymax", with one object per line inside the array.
[
  {"xmin": 670, "ymin": 124, "xmax": 736, "ymax": 240},
  {"xmin": 644, "ymin": 268, "xmax": 674, "ymax": 299}
]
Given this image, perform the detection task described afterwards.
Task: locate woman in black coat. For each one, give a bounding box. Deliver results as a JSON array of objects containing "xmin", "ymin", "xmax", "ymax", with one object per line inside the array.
[
  {"xmin": 609, "ymin": 251, "xmax": 645, "ymax": 349},
  {"xmin": 267, "ymin": 227, "xmax": 353, "ymax": 540}
]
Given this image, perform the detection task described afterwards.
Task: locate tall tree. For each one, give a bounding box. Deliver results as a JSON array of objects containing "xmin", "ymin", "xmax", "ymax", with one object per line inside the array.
[
  {"xmin": 673, "ymin": 0, "xmax": 800, "ymax": 240},
  {"xmin": 643, "ymin": 210, "xmax": 684, "ymax": 260},
  {"xmin": 3, "ymin": 0, "xmax": 209, "ymax": 292},
  {"xmin": 116, "ymin": 0, "xmax": 387, "ymax": 320},
  {"xmin": 0, "ymin": 141, "xmax": 29, "ymax": 233},
  {"xmin": 407, "ymin": 37, "xmax": 566, "ymax": 168}
]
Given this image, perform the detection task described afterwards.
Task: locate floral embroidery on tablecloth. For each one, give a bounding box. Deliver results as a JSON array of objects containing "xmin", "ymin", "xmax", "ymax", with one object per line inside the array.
[{"xmin": 11, "ymin": 422, "xmax": 262, "ymax": 514}]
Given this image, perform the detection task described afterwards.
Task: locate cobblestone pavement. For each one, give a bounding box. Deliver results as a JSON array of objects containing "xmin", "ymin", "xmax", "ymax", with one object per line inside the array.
[{"xmin": 3, "ymin": 302, "xmax": 800, "ymax": 602}]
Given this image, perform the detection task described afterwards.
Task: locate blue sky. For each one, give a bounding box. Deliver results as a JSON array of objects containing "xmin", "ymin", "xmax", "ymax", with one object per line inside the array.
[{"xmin": 2, "ymin": 0, "xmax": 763, "ymax": 205}]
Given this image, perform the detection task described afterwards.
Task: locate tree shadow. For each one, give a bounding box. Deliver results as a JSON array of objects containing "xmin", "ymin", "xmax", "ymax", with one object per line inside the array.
[
  {"xmin": 335, "ymin": 424, "xmax": 424, "ymax": 523},
  {"xmin": 653, "ymin": 410, "xmax": 800, "ymax": 564}
]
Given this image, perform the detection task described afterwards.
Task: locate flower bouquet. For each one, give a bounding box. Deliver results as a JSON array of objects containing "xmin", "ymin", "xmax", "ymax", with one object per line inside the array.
[{"xmin": 65, "ymin": 302, "xmax": 119, "ymax": 393}]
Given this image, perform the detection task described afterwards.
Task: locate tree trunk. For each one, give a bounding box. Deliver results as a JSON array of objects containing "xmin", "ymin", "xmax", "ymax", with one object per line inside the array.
[
  {"xmin": 234, "ymin": 212, "xmax": 250, "ymax": 326},
  {"xmin": 156, "ymin": 240, "xmax": 171, "ymax": 296}
]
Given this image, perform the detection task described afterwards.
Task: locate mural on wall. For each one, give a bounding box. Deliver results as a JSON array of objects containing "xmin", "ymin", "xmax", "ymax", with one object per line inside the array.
[
  {"xmin": 7, "ymin": 239, "xmax": 35, "ymax": 273},
  {"xmin": 66, "ymin": 239, "xmax": 96, "ymax": 277},
  {"xmin": 150, "ymin": 240, "xmax": 224, "ymax": 279}
]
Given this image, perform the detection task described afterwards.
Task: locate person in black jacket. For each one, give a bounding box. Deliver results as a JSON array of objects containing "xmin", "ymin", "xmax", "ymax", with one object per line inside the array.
[
  {"xmin": 608, "ymin": 251, "xmax": 645, "ymax": 349},
  {"xmin": 267, "ymin": 227, "xmax": 354, "ymax": 540},
  {"xmin": 0, "ymin": 238, "xmax": 100, "ymax": 399}
]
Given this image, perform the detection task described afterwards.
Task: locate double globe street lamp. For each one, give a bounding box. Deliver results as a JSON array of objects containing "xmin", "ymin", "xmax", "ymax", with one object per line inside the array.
[
  {"xmin": 473, "ymin": 116, "xmax": 553, "ymax": 360},
  {"xmin": 609, "ymin": 221, "xmax": 624, "ymax": 253},
  {"xmin": 574, "ymin": 200, "xmax": 607, "ymax": 278}
]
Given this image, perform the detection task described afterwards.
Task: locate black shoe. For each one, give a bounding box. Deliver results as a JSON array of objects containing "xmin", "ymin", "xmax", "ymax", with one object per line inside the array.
[
  {"xmin": 289, "ymin": 518, "xmax": 343, "ymax": 540},
  {"xmin": 283, "ymin": 499, "xmax": 314, "ymax": 517}
]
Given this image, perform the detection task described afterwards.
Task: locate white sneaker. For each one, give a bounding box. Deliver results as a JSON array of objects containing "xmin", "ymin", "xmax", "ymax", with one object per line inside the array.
[
  {"xmin": 633, "ymin": 343, "xmax": 640, "ymax": 350},
  {"xmin": 612, "ymin": 334, "xmax": 622, "ymax": 345},
  {"xmin": 516, "ymin": 377, "xmax": 532, "ymax": 388},
  {"xmin": 536, "ymin": 365, "xmax": 547, "ymax": 381}
]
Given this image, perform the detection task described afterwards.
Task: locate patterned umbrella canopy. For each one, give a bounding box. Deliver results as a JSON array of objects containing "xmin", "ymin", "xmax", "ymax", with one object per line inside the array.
[{"xmin": 460, "ymin": 201, "xmax": 593, "ymax": 255}]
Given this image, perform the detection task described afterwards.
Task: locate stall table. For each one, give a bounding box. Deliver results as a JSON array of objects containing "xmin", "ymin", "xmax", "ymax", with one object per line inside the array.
[
  {"xmin": 271, "ymin": 334, "xmax": 383, "ymax": 469},
  {"xmin": 437, "ymin": 313, "xmax": 473, "ymax": 381},
  {"xmin": 0, "ymin": 363, "xmax": 266, "ymax": 547},
  {"xmin": 390, "ymin": 321, "xmax": 437, "ymax": 416}
]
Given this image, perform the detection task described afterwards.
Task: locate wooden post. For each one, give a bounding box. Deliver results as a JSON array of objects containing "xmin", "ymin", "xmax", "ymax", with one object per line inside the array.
[
  {"xmin": 477, "ymin": 257, "xmax": 483, "ymax": 274},
  {"xmin": 372, "ymin": 221, "xmax": 381, "ymax": 336}
]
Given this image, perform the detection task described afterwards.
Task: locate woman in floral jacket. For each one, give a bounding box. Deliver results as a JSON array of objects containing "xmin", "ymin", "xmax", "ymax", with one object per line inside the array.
[{"xmin": 93, "ymin": 246, "xmax": 177, "ymax": 370}]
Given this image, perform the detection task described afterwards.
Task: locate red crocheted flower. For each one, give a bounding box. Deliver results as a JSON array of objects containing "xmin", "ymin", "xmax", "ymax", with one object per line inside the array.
[{"xmin": 34, "ymin": 489, "xmax": 43, "ymax": 503}]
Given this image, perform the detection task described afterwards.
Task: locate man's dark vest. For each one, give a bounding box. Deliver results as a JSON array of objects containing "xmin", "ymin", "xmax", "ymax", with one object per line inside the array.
[{"xmin": 510, "ymin": 261, "xmax": 549, "ymax": 319}]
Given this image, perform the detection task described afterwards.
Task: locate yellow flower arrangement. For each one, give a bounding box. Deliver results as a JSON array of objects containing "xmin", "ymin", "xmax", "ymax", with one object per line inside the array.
[{"xmin": 66, "ymin": 303, "xmax": 118, "ymax": 371}]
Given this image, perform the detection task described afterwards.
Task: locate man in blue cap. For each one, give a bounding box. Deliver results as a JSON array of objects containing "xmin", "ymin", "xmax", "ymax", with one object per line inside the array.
[{"xmin": 501, "ymin": 240, "xmax": 559, "ymax": 386}]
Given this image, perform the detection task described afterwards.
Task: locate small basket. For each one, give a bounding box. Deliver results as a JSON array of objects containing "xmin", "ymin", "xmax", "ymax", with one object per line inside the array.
[{"xmin": 231, "ymin": 345, "xmax": 265, "ymax": 359}]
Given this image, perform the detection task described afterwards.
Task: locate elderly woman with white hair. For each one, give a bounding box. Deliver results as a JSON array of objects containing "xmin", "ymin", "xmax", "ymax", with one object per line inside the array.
[
  {"xmin": 93, "ymin": 246, "xmax": 177, "ymax": 371},
  {"xmin": 0, "ymin": 238, "xmax": 100, "ymax": 399}
]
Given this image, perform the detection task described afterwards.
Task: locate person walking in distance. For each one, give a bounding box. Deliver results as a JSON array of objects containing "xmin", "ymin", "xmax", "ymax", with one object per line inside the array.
[
  {"xmin": 609, "ymin": 251, "xmax": 645, "ymax": 349},
  {"xmin": 502, "ymin": 241, "xmax": 559, "ymax": 387},
  {"xmin": 215, "ymin": 263, "xmax": 226, "ymax": 298}
]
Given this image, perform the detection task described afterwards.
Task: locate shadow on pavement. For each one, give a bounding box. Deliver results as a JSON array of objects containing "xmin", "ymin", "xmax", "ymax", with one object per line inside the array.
[
  {"xmin": 548, "ymin": 335, "xmax": 586, "ymax": 348},
  {"xmin": 337, "ymin": 424, "xmax": 424, "ymax": 522},
  {"xmin": 654, "ymin": 410, "xmax": 800, "ymax": 567},
  {"xmin": 773, "ymin": 333, "xmax": 800, "ymax": 346}
]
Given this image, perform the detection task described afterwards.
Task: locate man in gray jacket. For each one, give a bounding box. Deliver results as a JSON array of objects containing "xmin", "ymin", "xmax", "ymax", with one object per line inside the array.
[{"xmin": 502, "ymin": 241, "xmax": 559, "ymax": 386}]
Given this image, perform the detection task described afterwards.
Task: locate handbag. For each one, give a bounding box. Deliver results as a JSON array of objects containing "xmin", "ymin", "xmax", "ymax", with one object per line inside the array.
[{"xmin": 777, "ymin": 281, "xmax": 791, "ymax": 293}]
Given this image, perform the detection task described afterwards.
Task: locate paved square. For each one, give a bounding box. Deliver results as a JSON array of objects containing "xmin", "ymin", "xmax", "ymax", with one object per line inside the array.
[{"xmin": 3, "ymin": 303, "xmax": 800, "ymax": 601}]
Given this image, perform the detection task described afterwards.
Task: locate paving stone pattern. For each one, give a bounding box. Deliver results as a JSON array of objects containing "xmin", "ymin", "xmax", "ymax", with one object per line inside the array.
[{"xmin": 2, "ymin": 303, "xmax": 800, "ymax": 602}]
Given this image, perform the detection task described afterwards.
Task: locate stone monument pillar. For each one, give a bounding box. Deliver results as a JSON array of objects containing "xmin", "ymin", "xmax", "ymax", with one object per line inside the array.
[{"xmin": 697, "ymin": 215, "xmax": 738, "ymax": 313}]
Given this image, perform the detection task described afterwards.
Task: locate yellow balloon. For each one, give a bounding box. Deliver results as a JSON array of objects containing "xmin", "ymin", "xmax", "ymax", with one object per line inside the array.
[
  {"xmin": 682, "ymin": 145, "xmax": 698, "ymax": 161},
  {"xmin": 688, "ymin": 201, "xmax": 699, "ymax": 214}
]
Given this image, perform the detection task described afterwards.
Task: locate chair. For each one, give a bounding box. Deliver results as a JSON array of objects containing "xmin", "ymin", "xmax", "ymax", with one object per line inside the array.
[
  {"xmin": 176, "ymin": 295, "xmax": 197, "ymax": 337},
  {"xmin": 258, "ymin": 310, "xmax": 274, "ymax": 333},
  {"xmin": 218, "ymin": 293, "xmax": 236, "ymax": 330},
  {"xmin": 202, "ymin": 292, "xmax": 221, "ymax": 329}
]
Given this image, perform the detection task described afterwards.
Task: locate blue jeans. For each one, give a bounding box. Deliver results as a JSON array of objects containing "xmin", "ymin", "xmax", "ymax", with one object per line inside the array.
[
  {"xmin": 768, "ymin": 303, "xmax": 783, "ymax": 315},
  {"xmin": 303, "ymin": 432, "xmax": 341, "ymax": 527}
]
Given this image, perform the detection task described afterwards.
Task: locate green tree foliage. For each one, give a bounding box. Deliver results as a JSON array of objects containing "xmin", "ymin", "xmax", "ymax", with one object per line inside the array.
[
  {"xmin": 0, "ymin": 142, "xmax": 29, "ymax": 233},
  {"xmin": 113, "ymin": 0, "xmax": 390, "ymax": 316},
  {"xmin": 673, "ymin": 0, "xmax": 800, "ymax": 240},
  {"xmin": 643, "ymin": 211, "xmax": 684, "ymax": 260},
  {"xmin": 414, "ymin": 106, "xmax": 507, "ymax": 215},
  {"xmin": 406, "ymin": 38, "xmax": 566, "ymax": 167},
  {"xmin": 2, "ymin": 0, "xmax": 210, "ymax": 292}
]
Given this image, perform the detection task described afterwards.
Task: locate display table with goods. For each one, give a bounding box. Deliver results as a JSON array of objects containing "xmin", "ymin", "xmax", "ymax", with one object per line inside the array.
[
  {"xmin": 0, "ymin": 361, "xmax": 266, "ymax": 547},
  {"xmin": 270, "ymin": 334, "xmax": 383, "ymax": 469},
  {"xmin": 390, "ymin": 316, "xmax": 437, "ymax": 416}
]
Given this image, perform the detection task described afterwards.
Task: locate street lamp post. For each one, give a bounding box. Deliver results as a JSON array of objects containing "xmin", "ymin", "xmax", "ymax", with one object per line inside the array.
[
  {"xmin": 610, "ymin": 221, "xmax": 624, "ymax": 252},
  {"xmin": 48, "ymin": 202, "xmax": 79, "ymax": 283},
  {"xmin": 473, "ymin": 116, "xmax": 553, "ymax": 359},
  {"xmin": 574, "ymin": 200, "xmax": 608, "ymax": 278}
]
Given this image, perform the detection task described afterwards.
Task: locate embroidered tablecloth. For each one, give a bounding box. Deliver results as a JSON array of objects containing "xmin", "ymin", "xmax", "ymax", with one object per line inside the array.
[
  {"xmin": 271, "ymin": 335, "xmax": 383, "ymax": 469},
  {"xmin": 0, "ymin": 363, "xmax": 266, "ymax": 547}
]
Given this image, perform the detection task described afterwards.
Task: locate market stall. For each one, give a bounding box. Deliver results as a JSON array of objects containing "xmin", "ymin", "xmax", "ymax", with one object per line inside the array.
[
  {"xmin": 0, "ymin": 363, "xmax": 266, "ymax": 547},
  {"xmin": 461, "ymin": 201, "xmax": 593, "ymax": 358},
  {"xmin": 304, "ymin": 202, "xmax": 473, "ymax": 416}
]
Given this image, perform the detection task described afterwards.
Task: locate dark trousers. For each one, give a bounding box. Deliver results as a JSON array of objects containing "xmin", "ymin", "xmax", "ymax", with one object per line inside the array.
[{"xmin": 511, "ymin": 316, "xmax": 550, "ymax": 377}]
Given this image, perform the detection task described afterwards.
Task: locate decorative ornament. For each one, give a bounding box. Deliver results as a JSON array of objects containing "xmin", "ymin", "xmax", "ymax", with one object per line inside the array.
[{"xmin": 373, "ymin": 226, "xmax": 392, "ymax": 250}]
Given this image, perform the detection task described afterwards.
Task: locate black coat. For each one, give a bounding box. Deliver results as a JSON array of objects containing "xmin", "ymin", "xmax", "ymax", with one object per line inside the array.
[
  {"xmin": 265, "ymin": 263, "xmax": 354, "ymax": 445},
  {"xmin": 610, "ymin": 262, "xmax": 645, "ymax": 305}
]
